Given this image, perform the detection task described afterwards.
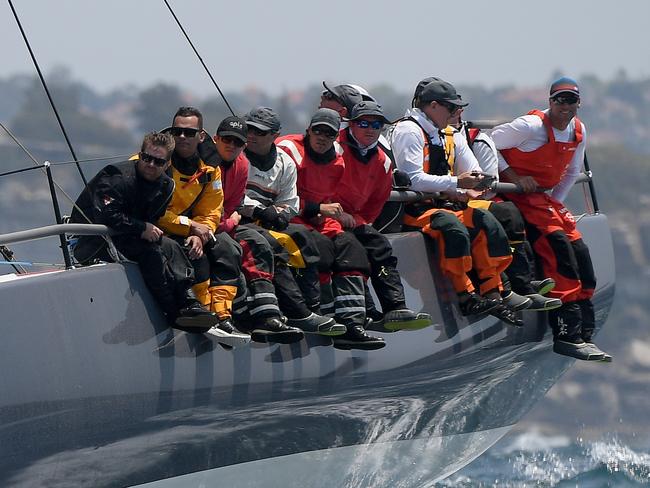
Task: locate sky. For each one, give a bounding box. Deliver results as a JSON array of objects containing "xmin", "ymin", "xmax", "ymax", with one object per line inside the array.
[{"xmin": 1, "ymin": 0, "xmax": 650, "ymax": 97}]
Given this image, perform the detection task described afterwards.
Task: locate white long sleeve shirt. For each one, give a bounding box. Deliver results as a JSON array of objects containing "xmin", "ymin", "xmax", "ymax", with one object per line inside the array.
[
  {"xmin": 241, "ymin": 147, "xmax": 299, "ymax": 219},
  {"xmin": 390, "ymin": 108, "xmax": 480, "ymax": 193},
  {"xmin": 491, "ymin": 110, "xmax": 587, "ymax": 202}
]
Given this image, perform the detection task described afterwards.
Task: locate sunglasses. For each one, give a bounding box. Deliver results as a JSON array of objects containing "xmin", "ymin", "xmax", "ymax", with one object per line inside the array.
[
  {"xmin": 247, "ymin": 126, "xmax": 272, "ymax": 137},
  {"xmin": 169, "ymin": 127, "xmax": 200, "ymax": 138},
  {"xmin": 139, "ymin": 152, "xmax": 168, "ymax": 167},
  {"xmin": 552, "ymin": 95, "xmax": 580, "ymax": 105},
  {"xmin": 311, "ymin": 126, "xmax": 338, "ymax": 139},
  {"xmin": 219, "ymin": 135, "xmax": 246, "ymax": 147},
  {"xmin": 354, "ymin": 119, "xmax": 384, "ymax": 130},
  {"xmin": 438, "ymin": 101, "xmax": 460, "ymax": 115}
]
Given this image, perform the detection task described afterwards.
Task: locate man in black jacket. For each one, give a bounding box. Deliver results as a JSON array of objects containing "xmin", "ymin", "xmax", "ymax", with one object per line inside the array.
[{"xmin": 71, "ymin": 131, "xmax": 218, "ymax": 329}]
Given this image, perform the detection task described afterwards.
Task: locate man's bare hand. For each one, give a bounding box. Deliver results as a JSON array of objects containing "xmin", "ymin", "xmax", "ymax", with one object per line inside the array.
[
  {"xmin": 514, "ymin": 175, "xmax": 539, "ymax": 193},
  {"xmin": 140, "ymin": 222, "xmax": 163, "ymax": 242},
  {"xmin": 319, "ymin": 203, "xmax": 343, "ymax": 217},
  {"xmin": 456, "ymin": 171, "xmax": 483, "ymax": 189},
  {"xmin": 189, "ymin": 221, "xmax": 212, "ymax": 244},
  {"xmin": 185, "ymin": 235, "xmax": 204, "ymax": 260}
]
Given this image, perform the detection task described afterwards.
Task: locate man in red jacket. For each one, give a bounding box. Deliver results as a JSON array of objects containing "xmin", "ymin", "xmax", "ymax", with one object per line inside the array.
[
  {"xmin": 277, "ymin": 109, "xmax": 385, "ymax": 350},
  {"xmin": 334, "ymin": 101, "xmax": 432, "ymax": 331}
]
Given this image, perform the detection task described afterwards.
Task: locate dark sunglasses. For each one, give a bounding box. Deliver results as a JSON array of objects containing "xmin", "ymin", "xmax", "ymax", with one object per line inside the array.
[
  {"xmin": 552, "ymin": 95, "xmax": 580, "ymax": 105},
  {"xmin": 220, "ymin": 135, "xmax": 246, "ymax": 147},
  {"xmin": 139, "ymin": 152, "xmax": 168, "ymax": 167},
  {"xmin": 247, "ymin": 126, "xmax": 272, "ymax": 137},
  {"xmin": 311, "ymin": 126, "xmax": 338, "ymax": 139},
  {"xmin": 438, "ymin": 101, "xmax": 460, "ymax": 115},
  {"xmin": 354, "ymin": 119, "xmax": 384, "ymax": 130},
  {"xmin": 169, "ymin": 127, "xmax": 200, "ymax": 138}
]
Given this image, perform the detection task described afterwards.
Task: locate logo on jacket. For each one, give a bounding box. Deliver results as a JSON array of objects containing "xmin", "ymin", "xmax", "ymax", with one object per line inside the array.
[{"xmin": 102, "ymin": 195, "xmax": 114, "ymax": 206}]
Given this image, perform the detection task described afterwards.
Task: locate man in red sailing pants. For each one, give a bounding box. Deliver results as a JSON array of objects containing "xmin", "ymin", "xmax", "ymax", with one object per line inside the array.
[
  {"xmin": 277, "ymin": 108, "xmax": 385, "ymax": 350},
  {"xmin": 492, "ymin": 77, "xmax": 610, "ymax": 361}
]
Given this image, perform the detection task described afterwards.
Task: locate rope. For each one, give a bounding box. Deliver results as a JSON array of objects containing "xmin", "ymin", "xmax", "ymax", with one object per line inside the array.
[{"xmin": 162, "ymin": 0, "xmax": 236, "ymax": 116}]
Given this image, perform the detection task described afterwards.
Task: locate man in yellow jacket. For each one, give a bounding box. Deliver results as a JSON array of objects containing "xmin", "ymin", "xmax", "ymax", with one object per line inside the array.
[{"xmin": 158, "ymin": 106, "xmax": 249, "ymax": 347}]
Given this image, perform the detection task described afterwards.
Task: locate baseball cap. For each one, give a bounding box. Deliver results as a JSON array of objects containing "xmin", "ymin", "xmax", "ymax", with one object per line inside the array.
[
  {"xmin": 549, "ymin": 77, "xmax": 580, "ymax": 98},
  {"xmin": 322, "ymin": 82, "xmax": 363, "ymax": 112},
  {"xmin": 245, "ymin": 107, "xmax": 281, "ymax": 132},
  {"xmin": 417, "ymin": 79, "xmax": 468, "ymax": 107},
  {"xmin": 309, "ymin": 108, "xmax": 341, "ymax": 132},
  {"xmin": 348, "ymin": 101, "xmax": 391, "ymax": 123},
  {"xmin": 216, "ymin": 116, "xmax": 248, "ymax": 142}
]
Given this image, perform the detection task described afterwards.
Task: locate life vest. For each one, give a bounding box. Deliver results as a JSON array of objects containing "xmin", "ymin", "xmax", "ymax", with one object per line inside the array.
[
  {"xmin": 499, "ymin": 110, "xmax": 583, "ymax": 189},
  {"xmin": 406, "ymin": 117, "xmax": 455, "ymax": 176}
]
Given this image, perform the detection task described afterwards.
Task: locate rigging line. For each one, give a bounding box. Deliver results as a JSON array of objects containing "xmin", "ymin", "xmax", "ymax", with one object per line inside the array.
[
  {"xmin": 162, "ymin": 0, "xmax": 236, "ymax": 116},
  {"xmin": 0, "ymin": 122, "xmax": 94, "ymax": 227},
  {"xmin": 7, "ymin": 0, "xmax": 88, "ymax": 187},
  {"xmin": 0, "ymin": 165, "xmax": 47, "ymax": 179},
  {"xmin": 51, "ymin": 154, "xmax": 131, "ymax": 166}
]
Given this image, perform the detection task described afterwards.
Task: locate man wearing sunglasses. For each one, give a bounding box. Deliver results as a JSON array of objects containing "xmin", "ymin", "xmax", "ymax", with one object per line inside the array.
[
  {"xmin": 491, "ymin": 77, "xmax": 610, "ymax": 362},
  {"xmin": 72, "ymin": 132, "xmax": 219, "ymax": 330},
  {"xmin": 391, "ymin": 78, "xmax": 523, "ymax": 327},
  {"xmin": 199, "ymin": 115, "xmax": 305, "ymax": 344},
  {"xmin": 332, "ymin": 101, "xmax": 433, "ymax": 332},
  {"xmin": 159, "ymin": 107, "xmax": 251, "ymax": 347},
  {"xmin": 277, "ymin": 109, "xmax": 385, "ymax": 350},
  {"xmin": 238, "ymin": 107, "xmax": 345, "ymax": 336}
]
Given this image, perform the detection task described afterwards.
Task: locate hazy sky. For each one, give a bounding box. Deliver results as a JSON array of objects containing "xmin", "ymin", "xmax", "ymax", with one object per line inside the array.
[{"xmin": 2, "ymin": 0, "xmax": 649, "ymax": 96}]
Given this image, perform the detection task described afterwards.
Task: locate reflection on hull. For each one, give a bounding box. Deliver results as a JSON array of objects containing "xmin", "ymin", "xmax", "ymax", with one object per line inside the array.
[
  {"xmin": 137, "ymin": 427, "xmax": 512, "ymax": 488},
  {"xmin": 0, "ymin": 215, "xmax": 615, "ymax": 487}
]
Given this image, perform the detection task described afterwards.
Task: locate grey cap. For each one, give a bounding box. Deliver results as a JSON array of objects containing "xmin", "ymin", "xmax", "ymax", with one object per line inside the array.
[
  {"xmin": 417, "ymin": 79, "xmax": 468, "ymax": 107},
  {"xmin": 309, "ymin": 108, "xmax": 341, "ymax": 132},
  {"xmin": 322, "ymin": 82, "xmax": 363, "ymax": 113},
  {"xmin": 245, "ymin": 106, "xmax": 281, "ymax": 132},
  {"xmin": 349, "ymin": 101, "xmax": 391, "ymax": 124}
]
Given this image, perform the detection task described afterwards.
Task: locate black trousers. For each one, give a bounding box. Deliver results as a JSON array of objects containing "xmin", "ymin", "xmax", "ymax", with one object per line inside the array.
[
  {"xmin": 352, "ymin": 224, "xmax": 407, "ymax": 312},
  {"xmin": 109, "ymin": 235, "xmax": 194, "ymax": 318}
]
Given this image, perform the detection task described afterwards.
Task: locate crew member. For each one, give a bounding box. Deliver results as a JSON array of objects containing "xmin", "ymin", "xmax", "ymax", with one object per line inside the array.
[
  {"xmin": 199, "ymin": 115, "xmax": 305, "ymax": 344},
  {"xmin": 71, "ymin": 131, "xmax": 218, "ymax": 330},
  {"xmin": 391, "ymin": 78, "xmax": 521, "ymax": 326},
  {"xmin": 159, "ymin": 107, "xmax": 250, "ymax": 347},
  {"xmin": 334, "ymin": 101, "xmax": 432, "ymax": 331},
  {"xmin": 241, "ymin": 107, "xmax": 345, "ymax": 336},
  {"xmin": 491, "ymin": 77, "xmax": 611, "ymax": 361},
  {"xmin": 277, "ymin": 109, "xmax": 385, "ymax": 350}
]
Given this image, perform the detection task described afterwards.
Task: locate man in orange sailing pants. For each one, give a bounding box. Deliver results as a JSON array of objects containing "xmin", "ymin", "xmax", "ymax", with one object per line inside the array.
[
  {"xmin": 492, "ymin": 77, "xmax": 611, "ymax": 361},
  {"xmin": 391, "ymin": 78, "xmax": 521, "ymax": 326}
]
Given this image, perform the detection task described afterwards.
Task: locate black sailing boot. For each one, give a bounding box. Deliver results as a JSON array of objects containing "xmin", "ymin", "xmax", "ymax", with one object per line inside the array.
[
  {"xmin": 549, "ymin": 302, "xmax": 605, "ymax": 361},
  {"xmin": 331, "ymin": 274, "xmax": 385, "ymax": 351},
  {"xmin": 175, "ymin": 287, "xmax": 219, "ymax": 329},
  {"xmin": 578, "ymin": 298, "xmax": 612, "ymax": 362}
]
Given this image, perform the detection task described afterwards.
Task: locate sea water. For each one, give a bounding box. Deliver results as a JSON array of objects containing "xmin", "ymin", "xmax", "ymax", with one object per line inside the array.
[{"xmin": 437, "ymin": 432, "xmax": 650, "ymax": 487}]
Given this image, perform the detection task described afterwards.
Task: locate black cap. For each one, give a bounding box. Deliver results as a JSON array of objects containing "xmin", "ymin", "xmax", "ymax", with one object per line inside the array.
[
  {"xmin": 309, "ymin": 108, "xmax": 341, "ymax": 132},
  {"xmin": 246, "ymin": 106, "xmax": 281, "ymax": 132},
  {"xmin": 322, "ymin": 82, "xmax": 363, "ymax": 112},
  {"xmin": 417, "ymin": 79, "xmax": 468, "ymax": 107},
  {"xmin": 216, "ymin": 116, "xmax": 248, "ymax": 142},
  {"xmin": 349, "ymin": 101, "xmax": 391, "ymax": 124}
]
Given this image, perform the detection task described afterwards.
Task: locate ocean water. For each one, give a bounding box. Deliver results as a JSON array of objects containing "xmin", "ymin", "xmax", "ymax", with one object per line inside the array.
[{"xmin": 437, "ymin": 432, "xmax": 650, "ymax": 487}]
